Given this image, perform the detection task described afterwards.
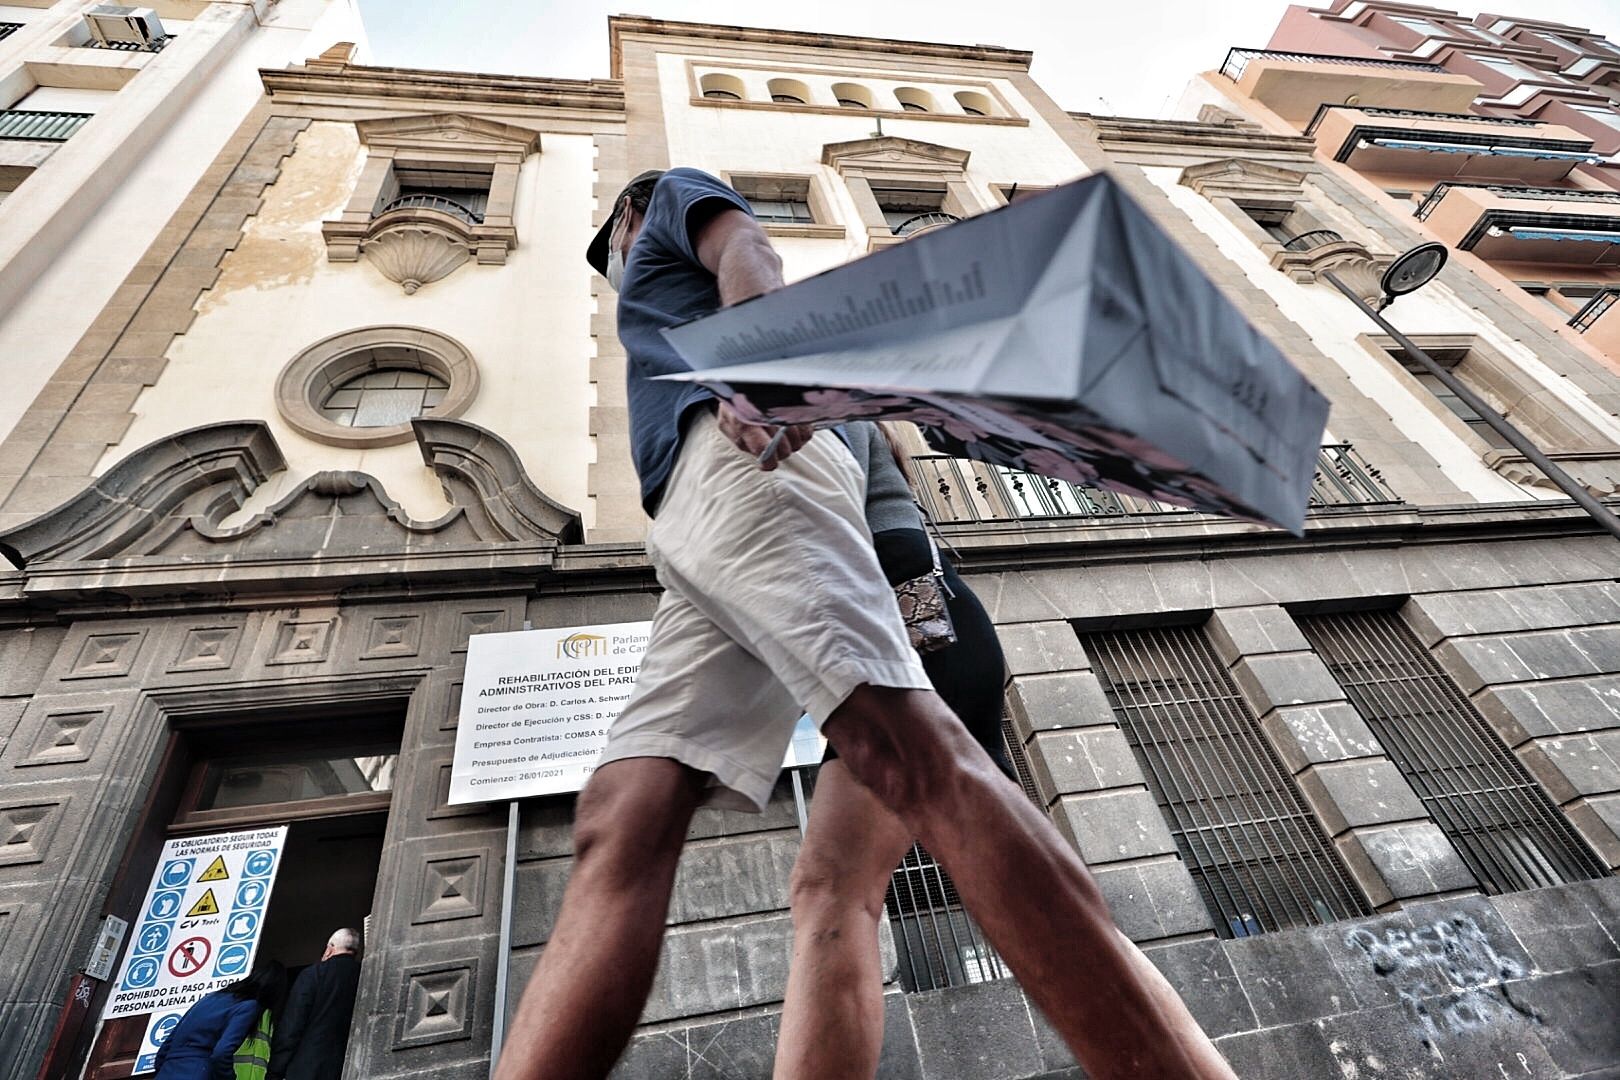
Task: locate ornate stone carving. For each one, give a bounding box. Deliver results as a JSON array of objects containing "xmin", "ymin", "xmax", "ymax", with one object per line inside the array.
[
  {"xmin": 414, "ymin": 418, "xmax": 583, "ymax": 543},
  {"xmin": 169, "ymin": 625, "xmax": 244, "ymax": 673},
  {"xmin": 0, "ymin": 801, "xmax": 63, "ymax": 867},
  {"xmin": 821, "ymin": 135, "xmax": 971, "ymax": 173},
  {"xmin": 361, "ymin": 226, "xmax": 471, "ymax": 294},
  {"xmin": 267, "ymin": 618, "xmax": 336, "ymax": 666},
  {"xmin": 65, "ymin": 629, "xmax": 146, "ymax": 680},
  {"xmin": 0, "ymin": 422, "xmax": 283, "ymax": 567},
  {"xmin": 1269, "ymin": 238, "xmax": 1395, "ymax": 307},
  {"xmin": 1179, "ymin": 158, "xmax": 1307, "ymax": 212},
  {"xmin": 395, "ymin": 960, "xmax": 477, "ymax": 1047},
  {"xmin": 22, "ymin": 708, "xmax": 109, "ymax": 766},
  {"xmin": 415, "ymin": 852, "xmax": 486, "ymax": 923},
  {"xmin": 0, "ymin": 419, "xmax": 580, "ymax": 582},
  {"xmin": 362, "ymin": 615, "xmax": 422, "ymax": 660},
  {"xmin": 1486, "ymin": 449, "xmax": 1620, "ymax": 496}
]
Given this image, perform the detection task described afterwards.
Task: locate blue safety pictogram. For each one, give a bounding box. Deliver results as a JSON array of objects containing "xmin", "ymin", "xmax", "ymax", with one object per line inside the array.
[
  {"xmin": 213, "ymin": 942, "xmax": 252, "ymax": 978},
  {"xmin": 149, "ymin": 1013, "xmax": 181, "ymax": 1046},
  {"xmin": 234, "ymin": 879, "xmax": 267, "ymax": 908},
  {"xmin": 147, "ymin": 889, "xmax": 183, "ymax": 921},
  {"xmin": 223, "ymin": 909, "xmax": 258, "ymax": 942},
  {"xmin": 243, "ymin": 850, "xmax": 276, "ymax": 878},
  {"xmin": 123, "ymin": 956, "xmax": 160, "ymax": 990},
  {"xmin": 134, "ymin": 921, "xmax": 172, "ymax": 956},
  {"xmin": 158, "ymin": 859, "xmax": 193, "ymax": 889}
]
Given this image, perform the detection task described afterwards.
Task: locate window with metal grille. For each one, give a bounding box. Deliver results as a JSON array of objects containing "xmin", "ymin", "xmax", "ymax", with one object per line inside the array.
[
  {"xmin": 1297, "ymin": 610, "xmax": 1609, "ymax": 893},
  {"xmin": 1080, "ymin": 626, "xmax": 1370, "ymax": 938},
  {"xmin": 878, "ymin": 714, "xmax": 1034, "ymax": 992}
]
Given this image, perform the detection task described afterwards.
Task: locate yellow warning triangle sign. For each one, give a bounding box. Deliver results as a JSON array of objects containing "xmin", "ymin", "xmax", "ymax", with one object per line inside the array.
[
  {"xmin": 196, "ymin": 856, "xmax": 230, "ymax": 883},
  {"xmin": 186, "ymin": 888, "xmax": 220, "ymax": 917}
]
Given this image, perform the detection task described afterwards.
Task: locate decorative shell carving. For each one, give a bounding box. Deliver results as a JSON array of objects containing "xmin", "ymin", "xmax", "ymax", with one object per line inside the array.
[{"xmin": 362, "ymin": 226, "xmax": 470, "ymax": 294}]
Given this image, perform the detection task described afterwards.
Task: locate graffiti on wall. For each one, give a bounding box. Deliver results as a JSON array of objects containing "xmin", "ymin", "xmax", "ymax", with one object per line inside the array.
[{"xmin": 1344, "ymin": 915, "xmax": 1540, "ymax": 1053}]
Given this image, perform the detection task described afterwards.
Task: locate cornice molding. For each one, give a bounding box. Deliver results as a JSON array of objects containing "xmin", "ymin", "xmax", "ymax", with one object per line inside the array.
[
  {"xmin": 821, "ymin": 135, "xmax": 971, "ymax": 172},
  {"xmin": 608, "ymin": 16, "xmax": 1032, "ymax": 79},
  {"xmin": 1075, "ymin": 113, "xmax": 1315, "ymax": 155},
  {"xmin": 261, "ymin": 64, "xmax": 624, "ymax": 112}
]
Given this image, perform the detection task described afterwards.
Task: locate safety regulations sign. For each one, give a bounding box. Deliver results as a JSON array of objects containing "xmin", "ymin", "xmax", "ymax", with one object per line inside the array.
[
  {"xmin": 450, "ymin": 622, "xmax": 651, "ymax": 804},
  {"xmin": 103, "ymin": 825, "xmax": 287, "ymax": 1074}
]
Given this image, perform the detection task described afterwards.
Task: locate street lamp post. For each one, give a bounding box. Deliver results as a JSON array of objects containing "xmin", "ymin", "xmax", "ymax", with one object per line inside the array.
[{"xmin": 1321, "ymin": 244, "xmax": 1620, "ymax": 542}]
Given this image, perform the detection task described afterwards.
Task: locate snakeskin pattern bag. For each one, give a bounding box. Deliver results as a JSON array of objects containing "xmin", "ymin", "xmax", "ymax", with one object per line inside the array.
[{"xmin": 894, "ymin": 533, "xmax": 956, "ymax": 654}]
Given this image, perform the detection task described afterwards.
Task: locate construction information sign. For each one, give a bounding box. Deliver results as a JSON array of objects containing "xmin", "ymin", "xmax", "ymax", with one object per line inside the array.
[
  {"xmin": 450, "ymin": 622, "xmax": 652, "ymax": 804},
  {"xmin": 103, "ymin": 825, "xmax": 288, "ymax": 1074}
]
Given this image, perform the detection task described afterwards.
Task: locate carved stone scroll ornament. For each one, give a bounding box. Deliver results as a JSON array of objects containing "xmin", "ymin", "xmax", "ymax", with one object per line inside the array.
[
  {"xmin": 1270, "ymin": 238, "xmax": 1394, "ymax": 308},
  {"xmin": 0, "ymin": 417, "xmax": 581, "ymax": 575},
  {"xmin": 362, "ymin": 226, "xmax": 471, "ymax": 295}
]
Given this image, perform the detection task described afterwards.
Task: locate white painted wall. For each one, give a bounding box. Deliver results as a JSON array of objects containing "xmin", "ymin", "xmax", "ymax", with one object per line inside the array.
[
  {"xmin": 106, "ymin": 122, "xmax": 600, "ymax": 529},
  {"xmin": 655, "ymin": 51, "xmax": 1088, "ymax": 284},
  {"xmin": 0, "ymin": 0, "xmax": 368, "ymax": 444},
  {"xmin": 1142, "ymin": 164, "xmax": 1554, "ymax": 502}
]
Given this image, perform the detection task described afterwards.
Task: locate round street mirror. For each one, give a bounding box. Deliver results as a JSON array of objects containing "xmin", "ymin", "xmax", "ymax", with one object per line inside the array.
[{"xmin": 1380, "ymin": 242, "xmax": 1448, "ymax": 301}]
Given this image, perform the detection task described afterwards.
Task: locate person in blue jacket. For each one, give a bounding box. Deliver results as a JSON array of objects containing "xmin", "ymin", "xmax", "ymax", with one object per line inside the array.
[{"xmin": 153, "ymin": 962, "xmax": 285, "ymax": 1080}]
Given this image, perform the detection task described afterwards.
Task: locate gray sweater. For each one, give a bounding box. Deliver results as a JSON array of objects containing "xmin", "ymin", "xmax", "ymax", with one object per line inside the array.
[{"xmin": 841, "ymin": 422, "xmax": 924, "ymax": 534}]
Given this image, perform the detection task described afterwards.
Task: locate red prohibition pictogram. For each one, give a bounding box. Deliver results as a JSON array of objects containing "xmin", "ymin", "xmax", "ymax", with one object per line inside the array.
[{"xmin": 167, "ymin": 936, "xmax": 211, "ymax": 978}]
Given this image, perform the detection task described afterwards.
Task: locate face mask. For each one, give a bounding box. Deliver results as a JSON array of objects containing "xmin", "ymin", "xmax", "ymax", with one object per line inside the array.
[{"xmin": 604, "ymin": 198, "xmax": 630, "ymax": 291}]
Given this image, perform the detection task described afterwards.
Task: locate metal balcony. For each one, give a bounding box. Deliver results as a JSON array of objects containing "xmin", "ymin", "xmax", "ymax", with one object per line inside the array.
[
  {"xmin": 1306, "ymin": 105, "xmax": 1599, "ymax": 183},
  {"xmin": 1217, "ymin": 48, "xmax": 1482, "ymax": 128},
  {"xmin": 892, "ymin": 212, "xmax": 960, "ymax": 237},
  {"xmin": 1415, "ymin": 183, "xmax": 1620, "ymax": 264},
  {"xmin": 0, "ymin": 22, "xmax": 22, "ymax": 41},
  {"xmin": 376, "ymin": 193, "xmax": 484, "ymax": 226},
  {"xmin": 0, "ymin": 109, "xmax": 92, "ymax": 141},
  {"xmin": 1220, "ymin": 48, "xmax": 1448, "ymax": 81},
  {"xmin": 1570, "ymin": 289, "xmax": 1620, "ymax": 358},
  {"xmin": 911, "ymin": 443, "xmax": 1400, "ymax": 526}
]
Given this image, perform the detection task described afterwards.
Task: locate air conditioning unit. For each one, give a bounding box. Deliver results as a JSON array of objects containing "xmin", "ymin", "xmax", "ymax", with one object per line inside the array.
[{"xmin": 85, "ymin": 5, "xmax": 165, "ymax": 48}]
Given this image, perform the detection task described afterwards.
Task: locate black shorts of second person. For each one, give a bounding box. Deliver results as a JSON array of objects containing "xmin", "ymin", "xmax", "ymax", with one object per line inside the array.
[{"xmin": 823, "ymin": 529, "xmax": 1014, "ymax": 778}]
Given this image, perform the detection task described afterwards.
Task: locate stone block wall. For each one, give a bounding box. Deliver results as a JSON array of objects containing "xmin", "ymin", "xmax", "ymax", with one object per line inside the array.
[
  {"xmin": 1410, "ymin": 582, "xmax": 1620, "ymax": 868},
  {"xmin": 1211, "ymin": 605, "xmax": 1477, "ymax": 909}
]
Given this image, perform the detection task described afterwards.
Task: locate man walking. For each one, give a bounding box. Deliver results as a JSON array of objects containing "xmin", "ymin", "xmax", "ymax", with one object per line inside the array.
[
  {"xmin": 496, "ymin": 168, "xmax": 1235, "ymax": 1080},
  {"xmin": 267, "ymin": 929, "xmax": 361, "ymax": 1080}
]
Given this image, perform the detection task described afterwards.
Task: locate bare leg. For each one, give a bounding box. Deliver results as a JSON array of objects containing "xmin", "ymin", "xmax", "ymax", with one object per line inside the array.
[
  {"xmin": 824, "ymin": 686, "xmax": 1236, "ymax": 1080},
  {"xmin": 774, "ymin": 762, "xmax": 913, "ymax": 1080},
  {"xmin": 494, "ymin": 758, "xmax": 707, "ymax": 1080}
]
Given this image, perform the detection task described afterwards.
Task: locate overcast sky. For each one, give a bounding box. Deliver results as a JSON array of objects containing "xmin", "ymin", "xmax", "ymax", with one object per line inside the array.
[{"xmin": 353, "ymin": 1, "xmax": 1620, "ymax": 119}]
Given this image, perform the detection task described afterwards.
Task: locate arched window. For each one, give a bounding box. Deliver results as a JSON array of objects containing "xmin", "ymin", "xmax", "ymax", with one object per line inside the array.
[
  {"xmin": 895, "ymin": 87, "xmax": 936, "ymax": 113},
  {"xmin": 955, "ymin": 91, "xmax": 994, "ymax": 117},
  {"xmin": 699, "ymin": 73, "xmax": 747, "ymax": 101},
  {"xmin": 275, "ymin": 327, "xmax": 479, "ymax": 448},
  {"xmin": 832, "ymin": 82, "xmax": 874, "ymax": 109},
  {"xmin": 767, "ymin": 78, "xmax": 811, "ymax": 106}
]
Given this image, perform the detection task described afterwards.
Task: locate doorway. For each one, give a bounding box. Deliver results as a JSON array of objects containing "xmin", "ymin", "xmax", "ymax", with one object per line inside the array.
[{"xmin": 72, "ymin": 710, "xmax": 401, "ymax": 1079}]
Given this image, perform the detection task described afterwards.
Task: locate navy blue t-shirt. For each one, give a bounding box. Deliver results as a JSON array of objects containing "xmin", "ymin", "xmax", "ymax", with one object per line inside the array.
[{"xmin": 617, "ymin": 168, "xmax": 754, "ymax": 514}]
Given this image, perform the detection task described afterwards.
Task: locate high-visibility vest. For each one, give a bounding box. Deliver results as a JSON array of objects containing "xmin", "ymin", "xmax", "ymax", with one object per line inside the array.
[{"xmin": 233, "ymin": 1009, "xmax": 273, "ymax": 1080}]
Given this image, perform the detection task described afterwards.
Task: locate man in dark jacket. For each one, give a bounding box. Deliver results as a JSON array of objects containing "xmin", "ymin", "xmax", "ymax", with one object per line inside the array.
[{"xmin": 266, "ymin": 928, "xmax": 361, "ymax": 1080}]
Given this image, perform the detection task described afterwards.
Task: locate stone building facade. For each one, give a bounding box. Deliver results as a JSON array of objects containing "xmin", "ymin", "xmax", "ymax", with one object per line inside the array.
[{"xmin": 1, "ymin": 13, "xmax": 1618, "ymax": 1080}]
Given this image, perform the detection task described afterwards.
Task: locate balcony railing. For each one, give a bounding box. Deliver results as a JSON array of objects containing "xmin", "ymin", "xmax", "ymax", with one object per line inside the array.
[
  {"xmin": 86, "ymin": 34, "xmax": 170, "ymax": 52},
  {"xmin": 1282, "ymin": 229, "xmax": 1346, "ymax": 251},
  {"xmin": 1220, "ymin": 47, "xmax": 1447, "ymax": 82},
  {"xmin": 1347, "ymin": 105, "xmax": 1542, "ymax": 127},
  {"xmin": 0, "ymin": 22, "xmax": 22, "ymax": 41},
  {"xmin": 1416, "ymin": 182, "xmax": 1620, "ymax": 220},
  {"xmin": 1571, "ymin": 289, "xmax": 1620, "ymax": 333},
  {"xmin": 891, "ymin": 212, "xmax": 960, "ymax": 237},
  {"xmin": 377, "ymin": 193, "xmax": 484, "ymax": 225},
  {"xmin": 0, "ymin": 109, "xmax": 92, "ymax": 141},
  {"xmin": 912, "ymin": 444, "xmax": 1400, "ymax": 525}
]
